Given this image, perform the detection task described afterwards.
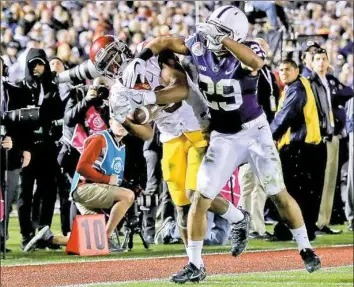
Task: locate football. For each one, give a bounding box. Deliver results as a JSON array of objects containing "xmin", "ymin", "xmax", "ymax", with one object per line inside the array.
[
  {"xmin": 133, "ymin": 104, "xmax": 155, "ymax": 124},
  {"xmin": 132, "ymin": 85, "xmax": 165, "ymax": 124}
]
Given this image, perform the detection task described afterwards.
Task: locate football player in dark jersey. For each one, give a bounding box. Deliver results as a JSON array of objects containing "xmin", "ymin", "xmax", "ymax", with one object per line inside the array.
[
  {"xmin": 121, "ymin": 6, "xmax": 320, "ymax": 282},
  {"xmin": 121, "ymin": 5, "xmax": 321, "ymax": 283}
]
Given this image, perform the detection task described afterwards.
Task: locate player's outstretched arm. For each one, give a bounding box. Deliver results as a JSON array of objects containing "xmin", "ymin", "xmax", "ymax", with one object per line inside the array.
[
  {"xmin": 221, "ymin": 38, "xmax": 264, "ymax": 71},
  {"xmin": 122, "ymin": 37, "xmax": 190, "ymax": 89},
  {"xmin": 139, "ymin": 37, "xmax": 190, "ymax": 60},
  {"xmin": 154, "ymin": 63, "xmax": 189, "ymax": 105}
]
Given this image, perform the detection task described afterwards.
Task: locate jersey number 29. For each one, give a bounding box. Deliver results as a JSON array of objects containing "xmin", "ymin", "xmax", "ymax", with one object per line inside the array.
[{"xmin": 199, "ymin": 74, "xmax": 242, "ymax": 111}]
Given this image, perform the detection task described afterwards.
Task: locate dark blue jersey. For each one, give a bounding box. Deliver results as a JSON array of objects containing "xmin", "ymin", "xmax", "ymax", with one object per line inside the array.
[{"xmin": 185, "ymin": 32, "xmax": 265, "ymax": 133}]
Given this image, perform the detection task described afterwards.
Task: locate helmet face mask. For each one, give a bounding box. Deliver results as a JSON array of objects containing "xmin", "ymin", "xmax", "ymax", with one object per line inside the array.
[
  {"xmin": 205, "ymin": 19, "xmax": 234, "ymax": 55},
  {"xmin": 205, "ymin": 5, "xmax": 249, "ymax": 56},
  {"xmin": 90, "ymin": 36, "xmax": 133, "ymax": 80}
]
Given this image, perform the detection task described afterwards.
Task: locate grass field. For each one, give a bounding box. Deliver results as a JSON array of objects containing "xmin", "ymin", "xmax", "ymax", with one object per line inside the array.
[
  {"xmin": 87, "ymin": 266, "xmax": 354, "ymax": 287},
  {"xmin": 2, "ymin": 215, "xmax": 353, "ymax": 287},
  {"xmin": 2, "ymin": 215, "xmax": 353, "ymax": 266}
]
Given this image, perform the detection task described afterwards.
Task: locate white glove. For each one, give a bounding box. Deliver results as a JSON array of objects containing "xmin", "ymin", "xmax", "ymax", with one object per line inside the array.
[
  {"xmin": 196, "ymin": 23, "xmax": 229, "ymax": 45},
  {"xmin": 109, "ymin": 94, "xmax": 133, "ymax": 124},
  {"xmin": 121, "ymin": 58, "xmax": 147, "ymax": 88},
  {"xmin": 124, "ymin": 89, "xmax": 157, "ymax": 110}
]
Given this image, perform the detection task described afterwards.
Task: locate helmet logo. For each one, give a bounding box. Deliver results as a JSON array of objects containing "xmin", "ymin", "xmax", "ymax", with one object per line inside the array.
[
  {"xmin": 95, "ymin": 48, "xmax": 105, "ymax": 63},
  {"xmin": 191, "ymin": 42, "xmax": 205, "ymax": 56}
]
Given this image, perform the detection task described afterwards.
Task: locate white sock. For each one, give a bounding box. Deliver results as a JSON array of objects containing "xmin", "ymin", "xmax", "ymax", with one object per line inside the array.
[
  {"xmin": 290, "ymin": 225, "xmax": 312, "ymax": 251},
  {"xmin": 184, "ymin": 243, "xmax": 189, "ymax": 258},
  {"xmin": 187, "ymin": 240, "xmax": 203, "ymax": 269},
  {"xmin": 220, "ymin": 203, "xmax": 244, "ymax": 224}
]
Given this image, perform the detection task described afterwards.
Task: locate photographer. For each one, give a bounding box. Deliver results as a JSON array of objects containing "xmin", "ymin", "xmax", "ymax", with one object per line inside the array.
[
  {"xmin": 62, "ymin": 77, "xmax": 112, "ymax": 227},
  {"xmin": 64, "ymin": 77, "xmax": 111, "ymax": 154},
  {"xmin": 48, "ymin": 56, "xmax": 72, "ymax": 237},
  {"xmin": 11, "ymin": 48, "xmax": 63, "ymax": 250},
  {"xmin": 70, "ymin": 93, "xmax": 152, "ymax": 252}
]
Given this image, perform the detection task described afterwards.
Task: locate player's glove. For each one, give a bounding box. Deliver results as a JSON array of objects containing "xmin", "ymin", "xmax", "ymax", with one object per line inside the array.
[
  {"xmin": 121, "ymin": 58, "xmax": 147, "ymax": 88},
  {"xmin": 196, "ymin": 23, "xmax": 230, "ymax": 45},
  {"xmin": 109, "ymin": 94, "xmax": 133, "ymax": 124},
  {"xmin": 124, "ymin": 89, "xmax": 157, "ymax": 110}
]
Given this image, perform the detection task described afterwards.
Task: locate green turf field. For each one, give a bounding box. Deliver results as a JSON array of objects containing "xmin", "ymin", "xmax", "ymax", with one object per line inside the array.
[
  {"xmin": 2, "ymin": 215, "xmax": 353, "ymax": 266},
  {"xmin": 87, "ymin": 266, "xmax": 354, "ymax": 287}
]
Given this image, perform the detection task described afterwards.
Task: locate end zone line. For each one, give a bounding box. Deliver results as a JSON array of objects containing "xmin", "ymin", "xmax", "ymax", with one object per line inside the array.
[{"xmin": 3, "ymin": 244, "xmax": 353, "ymax": 267}]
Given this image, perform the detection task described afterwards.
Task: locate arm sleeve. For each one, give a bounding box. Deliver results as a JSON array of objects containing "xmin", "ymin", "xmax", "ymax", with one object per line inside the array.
[
  {"xmin": 64, "ymin": 91, "xmax": 91, "ymax": 127},
  {"xmin": 271, "ymin": 84, "xmax": 306, "ymax": 141},
  {"xmin": 331, "ymin": 77, "xmax": 354, "ymax": 107},
  {"xmin": 76, "ymin": 135, "xmax": 110, "ymax": 184}
]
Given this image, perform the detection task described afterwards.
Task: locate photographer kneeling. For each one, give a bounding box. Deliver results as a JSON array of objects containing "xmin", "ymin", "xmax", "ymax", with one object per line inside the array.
[
  {"xmin": 24, "ymin": 91, "xmax": 152, "ymax": 252},
  {"xmin": 70, "ymin": 93, "xmax": 152, "ymax": 252}
]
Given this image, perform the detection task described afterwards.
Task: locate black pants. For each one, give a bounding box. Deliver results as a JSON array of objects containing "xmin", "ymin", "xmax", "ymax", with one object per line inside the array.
[
  {"xmin": 0, "ymin": 168, "xmax": 21, "ymax": 244},
  {"xmin": 142, "ymin": 150, "xmax": 162, "ymax": 238},
  {"xmin": 17, "ymin": 142, "xmax": 58, "ymax": 239},
  {"xmin": 57, "ymin": 143, "xmax": 80, "ymax": 235},
  {"xmin": 279, "ymin": 142, "xmax": 326, "ymax": 239},
  {"xmin": 142, "ymin": 150, "xmax": 174, "ymax": 238}
]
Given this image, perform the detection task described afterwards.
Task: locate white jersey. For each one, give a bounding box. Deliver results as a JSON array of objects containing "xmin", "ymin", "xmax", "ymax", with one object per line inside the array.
[{"xmin": 144, "ymin": 56, "xmax": 208, "ymax": 143}]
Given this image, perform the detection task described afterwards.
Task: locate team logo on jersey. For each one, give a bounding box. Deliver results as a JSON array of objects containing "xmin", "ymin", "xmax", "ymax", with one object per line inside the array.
[
  {"xmin": 191, "ymin": 42, "xmax": 205, "ymax": 56},
  {"xmin": 112, "ymin": 157, "xmax": 123, "ymax": 174}
]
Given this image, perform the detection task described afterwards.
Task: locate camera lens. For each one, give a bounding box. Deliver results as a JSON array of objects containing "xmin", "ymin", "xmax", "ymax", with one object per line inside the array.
[{"xmin": 97, "ymin": 85, "xmax": 109, "ymax": 99}]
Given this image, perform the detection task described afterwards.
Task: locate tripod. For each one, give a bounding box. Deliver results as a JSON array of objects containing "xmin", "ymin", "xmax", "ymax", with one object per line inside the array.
[{"xmin": 121, "ymin": 203, "xmax": 149, "ymax": 250}]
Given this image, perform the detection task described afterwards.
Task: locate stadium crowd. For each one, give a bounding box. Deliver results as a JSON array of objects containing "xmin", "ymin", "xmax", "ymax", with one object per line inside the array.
[{"xmin": 0, "ymin": 1, "xmax": 353, "ymax": 254}]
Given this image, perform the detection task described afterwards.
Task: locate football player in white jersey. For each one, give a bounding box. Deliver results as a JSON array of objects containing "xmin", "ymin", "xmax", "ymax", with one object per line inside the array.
[
  {"xmin": 121, "ymin": 5, "xmax": 321, "ymax": 283},
  {"xmin": 89, "ymin": 35, "xmax": 253, "ymax": 278}
]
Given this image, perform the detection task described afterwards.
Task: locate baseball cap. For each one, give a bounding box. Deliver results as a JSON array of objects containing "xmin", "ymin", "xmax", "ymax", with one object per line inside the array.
[
  {"xmin": 29, "ymin": 57, "xmax": 46, "ymax": 66},
  {"xmin": 302, "ymin": 40, "xmax": 321, "ymax": 53}
]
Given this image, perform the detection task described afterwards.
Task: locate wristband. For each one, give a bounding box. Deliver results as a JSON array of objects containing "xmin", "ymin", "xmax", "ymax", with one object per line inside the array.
[{"xmin": 136, "ymin": 48, "xmax": 154, "ymax": 61}]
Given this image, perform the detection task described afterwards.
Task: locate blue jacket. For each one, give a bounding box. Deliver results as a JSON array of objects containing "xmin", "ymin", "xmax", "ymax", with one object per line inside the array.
[
  {"xmin": 301, "ymin": 66, "xmax": 313, "ymax": 78},
  {"xmin": 325, "ymin": 74, "xmax": 353, "ymax": 135},
  {"xmin": 271, "ymin": 77, "xmax": 321, "ymax": 149}
]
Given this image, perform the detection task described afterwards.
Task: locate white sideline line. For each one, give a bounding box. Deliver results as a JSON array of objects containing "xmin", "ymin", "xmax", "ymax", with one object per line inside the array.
[
  {"xmin": 57, "ymin": 266, "xmax": 354, "ymax": 287},
  {"xmin": 3, "ymin": 244, "xmax": 353, "ymax": 267}
]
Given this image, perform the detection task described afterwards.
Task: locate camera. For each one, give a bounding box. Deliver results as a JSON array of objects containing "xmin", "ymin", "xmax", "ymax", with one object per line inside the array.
[
  {"xmin": 121, "ymin": 179, "xmax": 158, "ymax": 208},
  {"xmin": 136, "ymin": 193, "xmax": 159, "ymax": 208},
  {"xmin": 96, "ymin": 84, "xmax": 110, "ymax": 100},
  {"xmin": 56, "ymin": 60, "xmax": 101, "ymax": 84},
  {"xmin": 1, "ymin": 107, "xmax": 40, "ymax": 125}
]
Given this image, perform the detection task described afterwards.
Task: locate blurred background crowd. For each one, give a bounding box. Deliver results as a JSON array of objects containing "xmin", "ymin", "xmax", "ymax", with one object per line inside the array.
[
  {"xmin": 0, "ymin": 1, "xmax": 353, "ymax": 253},
  {"xmin": 1, "ymin": 1, "xmax": 352, "ymax": 83}
]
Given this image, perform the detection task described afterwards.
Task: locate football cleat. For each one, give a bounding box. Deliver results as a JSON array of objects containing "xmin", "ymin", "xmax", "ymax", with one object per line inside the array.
[
  {"xmin": 170, "ymin": 263, "xmax": 206, "ymax": 284},
  {"xmin": 230, "ymin": 208, "xmax": 251, "ymax": 257},
  {"xmin": 300, "ymin": 248, "xmax": 321, "ymax": 273},
  {"xmin": 154, "ymin": 216, "xmax": 174, "ymax": 245},
  {"xmin": 23, "ymin": 226, "xmax": 50, "ymax": 252}
]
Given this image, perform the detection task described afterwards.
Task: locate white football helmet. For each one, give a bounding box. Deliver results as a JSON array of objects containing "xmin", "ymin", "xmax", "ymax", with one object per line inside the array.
[{"xmin": 206, "ymin": 5, "xmax": 249, "ymax": 52}]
